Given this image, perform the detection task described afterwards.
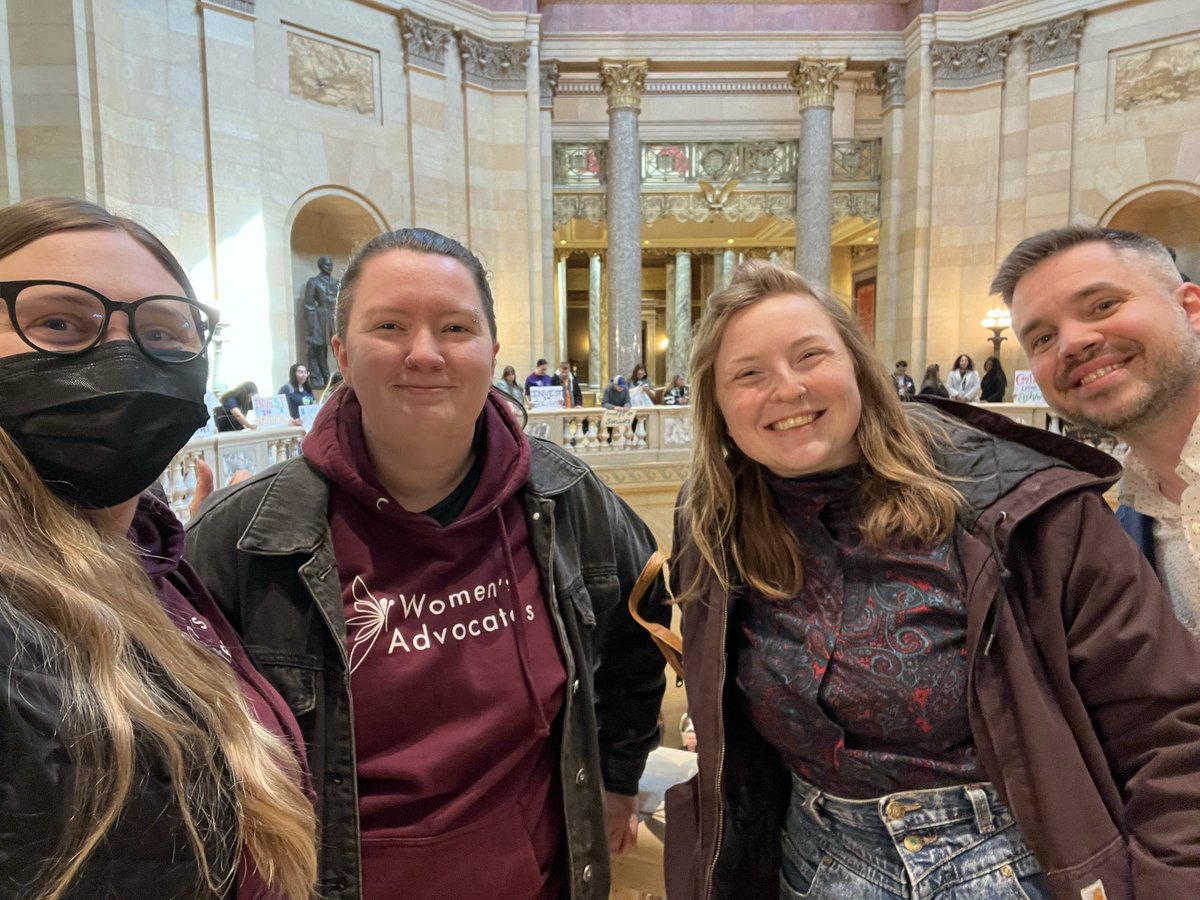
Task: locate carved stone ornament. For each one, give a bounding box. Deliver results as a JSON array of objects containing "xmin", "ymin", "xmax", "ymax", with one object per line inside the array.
[
  {"xmin": 832, "ymin": 190, "xmax": 880, "ymax": 223},
  {"xmin": 930, "ymin": 35, "xmax": 1011, "ymax": 88},
  {"xmin": 874, "ymin": 58, "xmax": 906, "ymax": 112},
  {"xmin": 554, "ymin": 194, "xmax": 606, "ymax": 227},
  {"xmin": 1023, "ymin": 14, "xmax": 1085, "ymax": 72},
  {"xmin": 641, "ymin": 191, "xmax": 797, "ymax": 225},
  {"xmin": 788, "ymin": 58, "xmax": 847, "ymax": 109},
  {"xmin": 459, "ymin": 33, "xmax": 530, "ymax": 91},
  {"xmin": 540, "ymin": 60, "xmax": 560, "ymax": 109},
  {"xmin": 202, "ymin": 0, "xmax": 255, "ymax": 15},
  {"xmin": 399, "ymin": 11, "xmax": 452, "ymax": 73},
  {"xmin": 599, "ymin": 59, "xmax": 649, "ymax": 112}
]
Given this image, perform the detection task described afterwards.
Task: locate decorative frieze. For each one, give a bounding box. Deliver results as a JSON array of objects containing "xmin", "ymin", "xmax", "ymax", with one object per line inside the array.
[
  {"xmin": 874, "ymin": 58, "xmax": 906, "ymax": 112},
  {"xmin": 930, "ymin": 35, "xmax": 1011, "ymax": 88},
  {"xmin": 557, "ymin": 78, "xmax": 792, "ymax": 97},
  {"xmin": 1023, "ymin": 14, "xmax": 1085, "ymax": 73},
  {"xmin": 599, "ymin": 59, "xmax": 649, "ymax": 112},
  {"xmin": 540, "ymin": 61, "xmax": 560, "ymax": 110},
  {"xmin": 788, "ymin": 58, "xmax": 847, "ymax": 109},
  {"xmin": 641, "ymin": 191, "xmax": 796, "ymax": 225},
  {"xmin": 398, "ymin": 11, "xmax": 452, "ymax": 74}
]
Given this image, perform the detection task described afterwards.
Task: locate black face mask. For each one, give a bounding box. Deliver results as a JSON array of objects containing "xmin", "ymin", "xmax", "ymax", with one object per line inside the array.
[{"xmin": 0, "ymin": 342, "xmax": 210, "ymax": 509}]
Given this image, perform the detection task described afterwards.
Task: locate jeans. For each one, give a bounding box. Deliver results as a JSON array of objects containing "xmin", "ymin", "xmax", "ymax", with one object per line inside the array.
[{"xmin": 780, "ymin": 773, "xmax": 1050, "ymax": 899}]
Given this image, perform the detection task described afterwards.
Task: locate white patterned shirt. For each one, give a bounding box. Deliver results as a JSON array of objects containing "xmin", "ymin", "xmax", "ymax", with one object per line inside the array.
[{"xmin": 1119, "ymin": 420, "xmax": 1200, "ymax": 636}]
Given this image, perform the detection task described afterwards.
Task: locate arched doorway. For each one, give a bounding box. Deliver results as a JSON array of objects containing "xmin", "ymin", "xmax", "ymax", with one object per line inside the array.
[
  {"xmin": 286, "ymin": 188, "xmax": 386, "ymax": 386},
  {"xmin": 1102, "ymin": 181, "xmax": 1200, "ymax": 281}
]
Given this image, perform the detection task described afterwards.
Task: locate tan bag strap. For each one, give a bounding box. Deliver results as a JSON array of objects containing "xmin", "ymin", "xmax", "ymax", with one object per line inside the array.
[{"xmin": 628, "ymin": 550, "xmax": 684, "ymax": 680}]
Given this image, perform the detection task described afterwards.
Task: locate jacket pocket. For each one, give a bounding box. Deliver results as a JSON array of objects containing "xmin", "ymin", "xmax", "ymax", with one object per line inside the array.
[
  {"xmin": 562, "ymin": 579, "xmax": 597, "ymax": 629},
  {"xmin": 664, "ymin": 773, "xmax": 700, "ymax": 900},
  {"xmin": 258, "ymin": 660, "xmax": 319, "ymax": 716}
]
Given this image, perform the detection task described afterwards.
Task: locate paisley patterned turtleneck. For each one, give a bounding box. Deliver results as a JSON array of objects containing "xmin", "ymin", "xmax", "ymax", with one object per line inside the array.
[{"xmin": 735, "ymin": 465, "xmax": 981, "ymax": 799}]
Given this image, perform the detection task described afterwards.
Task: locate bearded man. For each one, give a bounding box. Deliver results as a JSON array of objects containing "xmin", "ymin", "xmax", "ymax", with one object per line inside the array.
[{"xmin": 993, "ymin": 226, "xmax": 1200, "ymax": 633}]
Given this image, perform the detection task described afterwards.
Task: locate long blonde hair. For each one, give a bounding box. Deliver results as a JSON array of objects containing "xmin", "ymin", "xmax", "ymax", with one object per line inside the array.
[
  {"xmin": 679, "ymin": 260, "xmax": 962, "ymax": 603},
  {"xmin": 0, "ymin": 197, "xmax": 316, "ymax": 899}
]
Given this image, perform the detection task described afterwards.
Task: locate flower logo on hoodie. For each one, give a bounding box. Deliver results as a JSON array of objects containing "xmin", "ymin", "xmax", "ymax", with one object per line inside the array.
[{"xmin": 347, "ymin": 576, "xmax": 394, "ymax": 674}]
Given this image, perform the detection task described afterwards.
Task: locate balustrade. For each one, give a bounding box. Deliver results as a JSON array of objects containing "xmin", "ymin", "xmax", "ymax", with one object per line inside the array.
[{"xmin": 163, "ymin": 404, "xmax": 1063, "ymax": 524}]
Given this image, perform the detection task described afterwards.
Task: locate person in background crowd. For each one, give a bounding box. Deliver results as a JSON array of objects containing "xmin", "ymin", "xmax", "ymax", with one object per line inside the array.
[
  {"xmin": 186, "ymin": 227, "xmax": 669, "ymax": 900},
  {"xmin": 0, "ymin": 196, "xmax": 316, "ymax": 899},
  {"xmin": 525, "ymin": 357, "xmax": 553, "ymax": 399},
  {"xmin": 919, "ymin": 362, "xmax": 949, "ymax": 398},
  {"xmin": 551, "ymin": 360, "xmax": 583, "ymax": 408},
  {"xmin": 664, "ymin": 372, "xmax": 690, "ymax": 406},
  {"xmin": 628, "ymin": 364, "xmax": 655, "ymax": 407},
  {"xmin": 980, "ymin": 356, "xmax": 1007, "ymax": 402},
  {"xmin": 602, "ymin": 375, "xmax": 632, "ymax": 409},
  {"xmin": 493, "ymin": 364, "xmax": 525, "ymax": 406},
  {"xmin": 279, "ymin": 362, "xmax": 316, "ymax": 425},
  {"xmin": 891, "ymin": 360, "xmax": 915, "ymax": 400},
  {"xmin": 663, "ymin": 259, "xmax": 1200, "ymax": 900},
  {"xmin": 215, "ymin": 381, "xmax": 258, "ymax": 432},
  {"xmin": 947, "ymin": 353, "xmax": 981, "ymax": 402},
  {"xmin": 995, "ymin": 225, "xmax": 1200, "ymax": 634}
]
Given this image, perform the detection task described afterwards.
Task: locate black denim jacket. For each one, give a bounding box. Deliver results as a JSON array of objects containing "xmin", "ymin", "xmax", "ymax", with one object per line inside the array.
[{"xmin": 184, "ymin": 438, "xmax": 669, "ymax": 900}]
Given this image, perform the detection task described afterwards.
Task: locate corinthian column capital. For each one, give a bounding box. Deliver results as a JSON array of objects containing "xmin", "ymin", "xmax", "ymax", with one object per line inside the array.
[
  {"xmin": 788, "ymin": 57, "xmax": 847, "ymax": 109},
  {"xmin": 599, "ymin": 59, "xmax": 649, "ymax": 112}
]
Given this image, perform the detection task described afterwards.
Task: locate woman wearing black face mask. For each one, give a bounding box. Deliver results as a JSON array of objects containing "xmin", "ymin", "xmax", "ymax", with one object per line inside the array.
[{"xmin": 0, "ymin": 197, "xmax": 317, "ymax": 900}]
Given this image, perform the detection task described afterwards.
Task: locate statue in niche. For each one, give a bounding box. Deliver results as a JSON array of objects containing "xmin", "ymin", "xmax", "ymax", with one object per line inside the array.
[{"xmin": 302, "ymin": 256, "xmax": 339, "ymax": 388}]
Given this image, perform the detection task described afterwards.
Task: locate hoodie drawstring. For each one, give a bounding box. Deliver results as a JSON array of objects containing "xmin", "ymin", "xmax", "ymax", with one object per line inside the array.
[
  {"xmin": 982, "ymin": 510, "xmax": 1010, "ymax": 656},
  {"xmin": 497, "ymin": 508, "xmax": 552, "ymax": 738}
]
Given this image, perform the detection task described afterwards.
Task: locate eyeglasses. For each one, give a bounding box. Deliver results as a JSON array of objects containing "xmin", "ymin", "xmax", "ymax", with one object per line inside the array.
[{"xmin": 0, "ymin": 280, "xmax": 220, "ymax": 363}]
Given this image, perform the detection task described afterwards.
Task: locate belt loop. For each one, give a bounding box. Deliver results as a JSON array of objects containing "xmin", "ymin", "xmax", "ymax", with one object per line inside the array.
[
  {"xmin": 964, "ymin": 785, "xmax": 994, "ymax": 834},
  {"xmin": 801, "ymin": 788, "xmax": 828, "ymax": 830}
]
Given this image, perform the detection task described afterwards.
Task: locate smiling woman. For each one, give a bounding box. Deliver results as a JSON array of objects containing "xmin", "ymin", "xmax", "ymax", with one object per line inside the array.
[{"xmin": 663, "ymin": 259, "xmax": 1200, "ymax": 900}]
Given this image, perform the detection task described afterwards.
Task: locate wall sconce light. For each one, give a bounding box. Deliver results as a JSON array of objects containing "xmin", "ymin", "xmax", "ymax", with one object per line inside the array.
[{"xmin": 981, "ymin": 307, "xmax": 1012, "ymax": 358}]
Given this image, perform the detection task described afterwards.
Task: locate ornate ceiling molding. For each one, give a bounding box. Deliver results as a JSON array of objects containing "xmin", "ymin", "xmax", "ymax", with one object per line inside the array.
[
  {"xmin": 930, "ymin": 35, "xmax": 1011, "ymax": 88},
  {"xmin": 459, "ymin": 33, "xmax": 529, "ymax": 91},
  {"xmin": 399, "ymin": 11, "xmax": 453, "ymax": 74},
  {"xmin": 874, "ymin": 58, "xmax": 906, "ymax": 112},
  {"xmin": 540, "ymin": 60, "xmax": 560, "ymax": 109},
  {"xmin": 788, "ymin": 57, "xmax": 847, "ymax": 109},
  {"xmin": 1022, "ymin": 13, "xmax": 1085, "ymax": 73},
  {"xmin": 599, "ymin": 59, "xmax": 649, "ymax": 112}
]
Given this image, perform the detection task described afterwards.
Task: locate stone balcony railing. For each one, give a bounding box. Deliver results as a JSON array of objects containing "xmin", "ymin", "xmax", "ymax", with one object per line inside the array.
[{"xmin": 163, "ymin": 403, "xmax": 1061, "ymax": 525}]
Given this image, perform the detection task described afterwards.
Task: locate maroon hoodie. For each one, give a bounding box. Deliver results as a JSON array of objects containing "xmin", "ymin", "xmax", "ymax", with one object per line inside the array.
[
  {"xmin": 303, "ymin": 389, "xmax": 567, "ymax": 900},
  {"xmin": 128, "ymin": 493, "xmax": 311, "ymax": 900}
]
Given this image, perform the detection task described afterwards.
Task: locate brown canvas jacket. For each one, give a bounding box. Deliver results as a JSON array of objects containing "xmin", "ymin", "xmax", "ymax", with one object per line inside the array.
[{"xmin": 664, "ymin": 400, "xmax": 1200, "ymax": 900}]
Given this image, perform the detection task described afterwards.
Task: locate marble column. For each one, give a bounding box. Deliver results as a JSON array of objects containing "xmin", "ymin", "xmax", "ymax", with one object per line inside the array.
[
  {"xmin": 723, "ymin": 248, "xmax": 737, "ymax": 285},
  {"xmin": 555, "ymin": 255, "xmax": 568, "ymax": 364},
  {"xmin": 669, "ymin": 251, "xmax": 692, "ymax": 377},
  {"xmin": 710, "ymin": 251, "xmax": 724, "ymax": 290},
  {"xmin": 664, "ymin": 257, "xmax": 677, "ymax": 376},
  {"xmin": 588, "ymin": 252, "xmax": 602, "ymax": 387},
  {"xmin": 600, "ymin": 58, "xmax": 649, "ymax": 380},
  {"xmin": 789, "ymin": 57, "xmax": 847, "ymax": 288}
]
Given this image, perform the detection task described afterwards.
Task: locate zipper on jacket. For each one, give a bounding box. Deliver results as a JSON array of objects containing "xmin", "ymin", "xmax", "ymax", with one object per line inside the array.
[
  {"xmin": 538, "ymin": 498, "xmax": 582, "ymax": 898},
  {"xmin": 703, "ymin": 594, "xmax": 729, "ymax": 900}
]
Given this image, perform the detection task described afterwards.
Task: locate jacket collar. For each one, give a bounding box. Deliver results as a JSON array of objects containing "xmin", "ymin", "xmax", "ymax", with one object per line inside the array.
[
  {"xmin": 237, "ymin": 457, "xmax": 330, "ymax": 555},
  {"xmin": 911, "ymin": 398, "xmax": 1121, "ymax": 532}
]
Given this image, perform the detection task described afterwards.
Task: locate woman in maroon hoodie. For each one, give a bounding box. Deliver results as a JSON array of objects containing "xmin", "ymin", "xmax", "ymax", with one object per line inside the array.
[
  {"xmin": 185, "ymin": 228, "xmax": 669, "ymax": 900},
  {"xmin": 0, "ymin": 197, "xmax": 317, "ymax": 899}
]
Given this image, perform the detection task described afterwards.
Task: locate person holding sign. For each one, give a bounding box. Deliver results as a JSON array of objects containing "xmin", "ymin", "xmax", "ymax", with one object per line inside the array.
[
  {"xmin": 995, "ymin": 226, "xmax": 1200, "ymax": 635},
  {"xmin": 185, "ymin": 227, "xmax": 670, "ymax": 900},
  {"xmin": 662, "ymin": 259, "xmax": 1200, "ymax": 900},
  {"xmin": 279, "ymin": 362, "xmax": 316, "ymax": 425}
]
